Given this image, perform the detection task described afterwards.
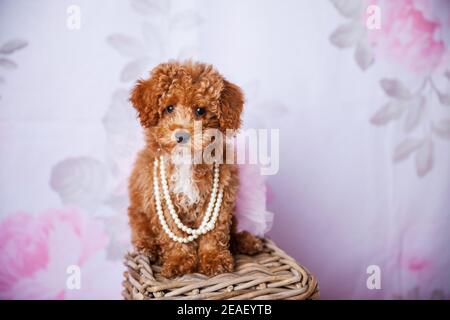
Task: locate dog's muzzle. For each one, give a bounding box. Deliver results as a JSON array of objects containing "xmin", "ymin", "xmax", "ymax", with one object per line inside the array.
[{"xmin": 174, "ymin": 130, "xmax": 190, "ymax": 144}]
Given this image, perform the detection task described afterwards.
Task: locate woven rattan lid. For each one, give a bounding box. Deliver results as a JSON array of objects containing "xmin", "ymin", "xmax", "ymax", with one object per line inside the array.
[{"xmin": 123, "ymin": 238, "xmax": 319, "ymax": 300}]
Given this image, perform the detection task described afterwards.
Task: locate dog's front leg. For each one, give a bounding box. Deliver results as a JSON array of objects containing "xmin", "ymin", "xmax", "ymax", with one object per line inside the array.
[
  {"xmin": 160, "ymin": 239, "xmax": 198, "ymax": 278},
  {"xmin": 128, "ymin": 206, "xmax": 159, "ymax": 261},
  {"xmin": 198, "ymin": 200, "xmax": 235, "ymax": 276}
]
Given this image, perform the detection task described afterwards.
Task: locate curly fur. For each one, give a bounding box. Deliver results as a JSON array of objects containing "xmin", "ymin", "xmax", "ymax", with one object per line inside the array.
[{"xmin": 128, "ymin": 61, "xmax": 263, "ymax": 278}]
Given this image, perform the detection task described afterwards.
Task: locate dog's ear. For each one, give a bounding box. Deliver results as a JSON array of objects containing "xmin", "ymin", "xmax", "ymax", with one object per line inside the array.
[
  {"xmin": 130, "ymin": 78, "xmax": 160, "ymax": 128},
  {"xmin": 219, "ymin": 80, "xmax": 244, "ymax": 131}
]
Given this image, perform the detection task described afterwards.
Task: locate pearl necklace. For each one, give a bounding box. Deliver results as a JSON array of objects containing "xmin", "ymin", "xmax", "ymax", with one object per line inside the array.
[{"xmin": 153, "ymin": 155, "xmax": 223, "ymax": 243}]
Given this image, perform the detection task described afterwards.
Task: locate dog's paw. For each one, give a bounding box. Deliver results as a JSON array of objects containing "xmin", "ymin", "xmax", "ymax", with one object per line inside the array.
[
  {"xmin": 232, "ymin": 231, "xmax": 264, "ymax": 255},
  {"xmin": 133, "ymin": 240, "xmax": 158, "ymax": 262},
  {"xmin": 198, "ymin": 249, "xmax": 234, "ymax": 276},
  {"xmin": 160, "ymin": 253, "xmax": 197, "ymax": 278}
]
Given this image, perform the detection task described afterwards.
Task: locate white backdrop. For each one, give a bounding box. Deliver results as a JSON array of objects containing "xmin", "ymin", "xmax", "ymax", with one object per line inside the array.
[{"xmin": 1, "ymin": 0, "xmax": 449, "ymax": 299}]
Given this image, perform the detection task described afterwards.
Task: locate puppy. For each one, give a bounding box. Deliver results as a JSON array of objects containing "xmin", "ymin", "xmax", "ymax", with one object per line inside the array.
[{"xmin": 128, "ymin": 61, "xmax": 263, "ymax": 278}]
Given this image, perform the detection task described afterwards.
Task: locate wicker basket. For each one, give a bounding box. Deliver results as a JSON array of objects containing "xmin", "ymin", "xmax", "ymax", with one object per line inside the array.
[{"xmin": 122, "ymin": 238, "xmax": 319, "ymax": 300}]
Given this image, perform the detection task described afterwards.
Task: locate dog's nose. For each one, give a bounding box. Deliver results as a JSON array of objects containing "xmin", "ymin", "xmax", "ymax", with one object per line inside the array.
[{"xmin": 174, "ymin": 130, "xmax": 190, "ymax": 144}]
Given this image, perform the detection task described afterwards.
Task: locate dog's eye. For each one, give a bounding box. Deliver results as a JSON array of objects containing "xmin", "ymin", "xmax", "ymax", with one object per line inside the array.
[
  {"xmin": 165, "ymin": 105, "xmax": 175, "ymax": 113},
  {"xmin": 195, "ymin": 107, "xmax": 206, "ymax": 116}
]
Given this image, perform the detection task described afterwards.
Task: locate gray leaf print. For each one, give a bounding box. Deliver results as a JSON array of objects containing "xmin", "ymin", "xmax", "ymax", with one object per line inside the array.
[
  {"xmin": 437, "ymin": 90, "xmax": 450, "ymax": 106},
  {"xmin": 445, "ymin": 70, "xmax": 450, "ymax": 81},
  {"xmin": 120, "ymin": 57, "xmax": 151, "ymax": 82},
  {"xmin": 330, "ymin": 23, "xmax": 362, "ymax": 48},
  {"xmin": 432, "ymin": 119, "xmax": 450, "ymax": 140},
  {"xmin": 354, "ymin": 38, "xmax": 374, "ymax": 71},
  {"xmin": 103, "ymin": 89, "xmax": 140, "ymax": 135},
  {"xmin": 0, "ymin": 39, "xmax": 28, "ymax": 54},
  {"xmin": 370, "ymin": 101, "xmax": 404, "ymax": 126},
  {"xmin": 330, "ymin": 0, "xmax": 363, "ymax": 19},
  {"xmin": 107, "ymin": 34, "xmax": 144, "ymax": 58},
  {"xmin": 415, "ymin": 138, "xmax": 434, "ymax": 177},
  {"xmin": 50, "ymin": 157, "xmax": 109, "ymax": 211},
  {"xmin": 393, "ymin": 139, "xmax": 423, "ymax": 163},
  {"xmin": 380, "ymin": 78, "xmax": 412, "ymax": 100},
  {"xmin": 404, "ymin": 96, "xmax": 425, "ymax": 133},
  {"xmin": 0, "ymin": 58, "xmax": 18, "ymax": 70},
  {"xmin": 130, "ymin": 0, "xmax": 169, "ymax": 16}
]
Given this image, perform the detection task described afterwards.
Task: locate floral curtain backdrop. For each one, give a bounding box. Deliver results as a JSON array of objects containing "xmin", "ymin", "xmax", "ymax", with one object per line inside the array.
[{"xmin": 1, "ymin": 0, "xmax": 449, "ymax": 299}]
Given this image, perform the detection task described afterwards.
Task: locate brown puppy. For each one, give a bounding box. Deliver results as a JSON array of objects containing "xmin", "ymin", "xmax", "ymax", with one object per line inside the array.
[{"xmin": 128, "ymin": 61, "xmax": 263, "ymax": 278}]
